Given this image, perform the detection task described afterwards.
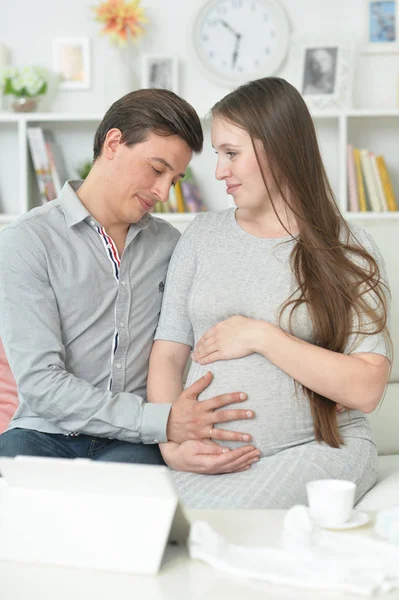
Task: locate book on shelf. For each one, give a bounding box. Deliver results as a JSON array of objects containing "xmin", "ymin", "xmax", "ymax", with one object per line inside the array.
[
  {"xmin": 359, "ymin": 149, "xmax": 381, "ymax": 212},
  {"xmin": 347, "ymin": 144, "xmax": 359, "ymax": 212},
  {"xmin": 27, "ymin": 127, "xmax": 69, "ymax": 203},
  {"xmin": 347, "ymin": 144, "xmax": 397, "ymax": 213},
  {"xmin": 370, "ymin": 152, "xmax": 388, "ymax": 211},
  {"xmin": 152, "ymin": 167, "xmax": 206, "ymax": 215},
  {"xmin": 179, "ymin": 166, "xmax": 206, "ymax": 213},
  {"xmin": 353, "ymin": 147, "xmax": 367, "ymax": 212},
  {"xmin": 376, "ymin": 155, "xmax": 398, "ymax": 211},
  {"xmin": 174, "ymin": 180, "xmax": 186, "ymax": 213},
  {"xmin": 43, "ymin": 130, "xmax": 69, "ymax": 196},
  {"xmin": 168, "ymin": 185, "xmax": 179, "ymax": 212},
  {"xmin": 27, "ymin": 127, "xmax": 57, "ymax": 204}
]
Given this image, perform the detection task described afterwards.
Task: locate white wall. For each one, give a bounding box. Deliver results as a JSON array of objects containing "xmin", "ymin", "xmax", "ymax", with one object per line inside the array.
[
  {"xmin": 0, "ymin": 0, "xmax": 398, "ymax": 114},
  {"xmin": 1, "ymin": 1, "xmax": 398, "ymax": 370}
]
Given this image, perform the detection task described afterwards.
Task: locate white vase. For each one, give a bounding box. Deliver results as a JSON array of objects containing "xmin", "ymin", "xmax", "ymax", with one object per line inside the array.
[{"xmin": 11, "ymin": 96, "xmax": 38, "ymax": 112}]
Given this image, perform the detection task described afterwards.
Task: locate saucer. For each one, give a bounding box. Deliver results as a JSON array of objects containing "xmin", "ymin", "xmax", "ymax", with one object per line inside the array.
[{"xmin": 322, "ymin": 510, "xmax": 370, "ymax": 530}]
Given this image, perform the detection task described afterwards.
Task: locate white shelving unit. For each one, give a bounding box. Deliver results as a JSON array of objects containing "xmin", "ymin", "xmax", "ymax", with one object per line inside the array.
[{"xmin": 0, "ymin": 109, "xmax": 398, "ymax": 232}]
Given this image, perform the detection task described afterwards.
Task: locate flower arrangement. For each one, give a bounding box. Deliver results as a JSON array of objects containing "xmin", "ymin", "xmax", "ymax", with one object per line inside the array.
[
  {"xmin": 93, "ymin": 0, "xmax": 149, "ymax": 45},
  {"xmin": 0, "ymin": 66, "xmax": 48, "ymax": 98}
]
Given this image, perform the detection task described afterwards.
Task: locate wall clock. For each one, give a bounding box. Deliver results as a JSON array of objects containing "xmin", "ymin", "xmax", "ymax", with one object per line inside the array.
[{"xmin": 192, "ymin": 0, "xmax": 290, "ymax": 87}]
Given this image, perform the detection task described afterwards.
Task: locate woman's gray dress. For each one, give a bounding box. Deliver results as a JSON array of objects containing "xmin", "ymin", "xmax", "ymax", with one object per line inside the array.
[{"xmin": 154, "ymin": 209, "xmax": 389, "ymax": 509}]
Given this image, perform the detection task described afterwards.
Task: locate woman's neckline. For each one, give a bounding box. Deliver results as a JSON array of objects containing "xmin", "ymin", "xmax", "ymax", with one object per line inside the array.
[{"xmin": 229, "ymin": 208, "xmax": 298, "ymax": 243}]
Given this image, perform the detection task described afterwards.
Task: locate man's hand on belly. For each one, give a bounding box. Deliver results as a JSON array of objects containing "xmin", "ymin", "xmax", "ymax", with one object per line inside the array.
[
  {"xmin": 166, "ymin": 371, "xmax": 255, "ymax": 444},
  {"xmin": 159, "ymin": 440, "xmax": 261, "ymax": 474}
]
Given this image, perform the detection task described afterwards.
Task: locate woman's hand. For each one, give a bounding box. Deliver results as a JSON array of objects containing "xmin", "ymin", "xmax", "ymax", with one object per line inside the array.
[
  {"xmin": 159, "ymin": 440, "xmax": 260, "ymax": 474},
  {"xmin": 192, "ymin": 316, "xmax": 260, "ymax": 364}
]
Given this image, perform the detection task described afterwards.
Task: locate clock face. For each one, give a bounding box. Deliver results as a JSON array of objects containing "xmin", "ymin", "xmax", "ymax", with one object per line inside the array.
[{"xmin": 193, "ymin": 0, "xmax": 290, "ymax": 86}]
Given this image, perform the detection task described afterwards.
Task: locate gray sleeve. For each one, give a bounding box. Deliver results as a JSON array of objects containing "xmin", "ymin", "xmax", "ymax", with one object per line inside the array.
[
  {"xmin": 154, "ymin": 217, "xmax": 200, "ymax": 348},
  {"xmin": 0, "ymin": 226, "xmax": 171, "ymax": 444},
  {"xmin": 344, "ymin": 228, "xmax": 391, "ymax": 359}
]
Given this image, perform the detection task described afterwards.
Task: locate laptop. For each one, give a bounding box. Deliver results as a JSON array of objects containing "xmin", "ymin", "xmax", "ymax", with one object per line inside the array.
[{"xmin": 0, "ymin": 456, "xmax": 190, "ymax": 573}]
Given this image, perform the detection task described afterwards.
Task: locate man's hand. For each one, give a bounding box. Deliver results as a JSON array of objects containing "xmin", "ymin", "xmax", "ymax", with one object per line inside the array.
[
  {"xmin": 160, "ymin": 440, "xmax": 261, "ymax": 474},
  {"xmin": 166, "ymin": 371, "xmax": 254, "ymax": 445}
]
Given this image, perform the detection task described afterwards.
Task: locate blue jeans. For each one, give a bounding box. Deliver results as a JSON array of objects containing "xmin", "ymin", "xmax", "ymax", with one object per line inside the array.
[{"xmin": 0, "ymin": 428, "xmax": 165, "ymax": 464}]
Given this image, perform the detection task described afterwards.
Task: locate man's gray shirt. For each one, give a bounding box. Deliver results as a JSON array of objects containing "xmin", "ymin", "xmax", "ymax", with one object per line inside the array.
[{"xmin": 0, "ymin": 181, "xmax": 180, "ymax": 443}]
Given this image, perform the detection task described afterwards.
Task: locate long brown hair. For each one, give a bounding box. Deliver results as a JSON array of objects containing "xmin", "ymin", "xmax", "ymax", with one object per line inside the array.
[{"xmin": 212, "ymin": 77, "xmax": 391, "ymax": 448}]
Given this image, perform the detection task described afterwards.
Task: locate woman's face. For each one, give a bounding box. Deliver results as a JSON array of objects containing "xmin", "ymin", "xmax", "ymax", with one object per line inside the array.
[{"xmin": 211, "ymin": 117, "xmax": 273, "ymax": 210}]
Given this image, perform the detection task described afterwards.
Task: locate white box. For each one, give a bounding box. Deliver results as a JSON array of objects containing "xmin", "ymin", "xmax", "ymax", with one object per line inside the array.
[{"xmin": 0, "ymin": 456, "xmax": 189, "ymax": 574}]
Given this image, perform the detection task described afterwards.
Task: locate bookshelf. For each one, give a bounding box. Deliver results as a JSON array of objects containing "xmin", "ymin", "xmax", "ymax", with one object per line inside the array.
[{"xmin": 0, "ymin": 110, "xmax": 398, "ymax": 233}]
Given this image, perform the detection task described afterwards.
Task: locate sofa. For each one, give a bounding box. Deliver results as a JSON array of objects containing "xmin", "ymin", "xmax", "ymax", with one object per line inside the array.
[
  {"xmin": 0, "ymin": 341, "xmax": 17, "ymax": 434},
  {"xmin": 355, "ymin": 221, "xmax": 398, "ymax": 511},
  {"xmin": 0, "ymin": 343, "xmax": 396, "ymax": 509},
  {"xmin": 0, "ymin": 223, "xmax": 397, "ymax": 509},
  {"xmin": 356, "ymin": 382, "xmax": 399, "ymax": 510}
]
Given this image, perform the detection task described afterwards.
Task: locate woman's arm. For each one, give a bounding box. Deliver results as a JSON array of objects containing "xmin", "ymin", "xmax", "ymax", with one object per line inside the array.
[
  {"xmin": 192, "ymin": 316, "xmax": 390, "ymax": 413},
  {"xmin": 148, "ymin": 340, "xmax": 189, "ymax": 405},
  {"xmin": 147, "ymin": 339, "xmax": 261, "ymax": 473}
]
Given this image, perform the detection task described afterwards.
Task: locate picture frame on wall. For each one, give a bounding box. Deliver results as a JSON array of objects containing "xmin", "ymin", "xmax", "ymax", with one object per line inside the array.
[
  {"xmin": 363, "ymin": 0, "xmax": 399, "ymax": 53},
  {"xmin": 141, "ymin": 55, "xmax": 178, "ymax": 94},
  {"xmin": 53, "ymin": 37, "xmax": 91, "ymax": 90},
  {"xmin": 296, "ymin": 40, "xmax": 353, "ymax": 110}
]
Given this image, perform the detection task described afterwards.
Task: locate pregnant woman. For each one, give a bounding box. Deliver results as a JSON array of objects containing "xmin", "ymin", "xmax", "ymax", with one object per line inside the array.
[{"xmin": 147, "ymin": 77, "xmax": 391, "ymax": 509}]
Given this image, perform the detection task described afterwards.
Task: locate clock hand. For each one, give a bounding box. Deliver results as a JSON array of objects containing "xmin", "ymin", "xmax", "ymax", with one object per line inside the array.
[
  {"xmin": 232, "ymin": 34, "xmax": 242, "ymax": 69},
  {"xmin": 220, "ymin": 19, "xmax": 240, "ymax": 37},
  {"xmin": 219, "ymin": 19, "xmax": 242, "ymax": 69}
]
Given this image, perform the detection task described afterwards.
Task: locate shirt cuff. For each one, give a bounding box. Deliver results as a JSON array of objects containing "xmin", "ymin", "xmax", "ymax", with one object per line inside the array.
[{"xmin": 140, "ymin": 402, "xmax": 172, "ymax": 444}]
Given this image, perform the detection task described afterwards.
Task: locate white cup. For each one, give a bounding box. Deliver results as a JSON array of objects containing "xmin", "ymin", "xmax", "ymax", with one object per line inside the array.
[{"xmin": 306, "ymin": 479, "xmax": 356, "ymax": 528}]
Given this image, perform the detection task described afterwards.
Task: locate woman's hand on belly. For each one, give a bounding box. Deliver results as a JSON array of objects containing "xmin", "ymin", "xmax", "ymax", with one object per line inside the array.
[
  {"xmin": 159, "ymin": 440, "xmax": 260, "ymax": 474},
  {"xmin": 192, "ymin": 316, "xmax": 260, "ymax": 364}
]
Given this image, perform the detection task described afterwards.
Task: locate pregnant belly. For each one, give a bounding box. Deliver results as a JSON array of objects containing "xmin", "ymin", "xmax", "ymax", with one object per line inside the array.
[{"xmin": 185, "ymin": 354, "xmax": 315, "ymax": 455}]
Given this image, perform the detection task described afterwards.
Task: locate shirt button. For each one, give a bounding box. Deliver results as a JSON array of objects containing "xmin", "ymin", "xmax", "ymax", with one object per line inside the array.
[
  {"xmin": 121, "ymin": 280, "xmax": 127, "ymax": 286},
  {"xmin": 153, "ymin": 439, "xmax": 159, "ymax": 444},
  {"xmin": 90, "ymin": 220, "xmax": 96, "ymax": 227},
  {"xmin": 119, "ymin": 321, "xmax": 125, "ymax": 328},
  {"xmin": 116, "ymin": 363, "xmax": 122, "ymax": 369}
]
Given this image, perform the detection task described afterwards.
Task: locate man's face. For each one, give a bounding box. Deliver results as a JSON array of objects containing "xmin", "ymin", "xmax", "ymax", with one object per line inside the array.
[{"xmin": 105, "ymin": 130, "xmax": 193, "ymax": 225}]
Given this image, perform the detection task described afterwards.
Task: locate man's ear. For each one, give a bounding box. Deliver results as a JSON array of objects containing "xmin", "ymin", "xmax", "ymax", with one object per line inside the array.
[{"xmin": 102, "ymin": 128, "xmax": 123, "ymax": 160}]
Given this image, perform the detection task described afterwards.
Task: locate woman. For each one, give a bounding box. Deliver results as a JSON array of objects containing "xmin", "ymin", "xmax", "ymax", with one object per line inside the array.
[{"xmin": 147, "ymin": 77, "xmax": 391, "ymax": 509}]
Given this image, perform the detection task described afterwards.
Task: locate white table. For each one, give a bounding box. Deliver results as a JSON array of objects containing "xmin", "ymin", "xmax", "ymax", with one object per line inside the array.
[{"xmin": 1, "ymin": 509, "xmax": 398, "ymax": 600}]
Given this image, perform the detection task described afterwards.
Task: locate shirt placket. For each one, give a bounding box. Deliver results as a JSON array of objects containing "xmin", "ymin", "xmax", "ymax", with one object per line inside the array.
[{"xmin": 94, "ymin": 226, "xmax": 122, "ymax": 391}]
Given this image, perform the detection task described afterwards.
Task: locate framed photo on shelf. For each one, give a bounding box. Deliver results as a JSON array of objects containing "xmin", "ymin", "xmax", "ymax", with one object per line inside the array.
[
  {"xmin": 53, "ymin": 37, "xmax": 91, "ymax": 90},
  {"xmin": 295, "ymin": 40, "xmax": 353, "ymax": 110},
  {"xmin": 141, "ymin": 54, "xmax": 178, "ymax": 94},
  {"xmin": 363, "ymin": 0, "xmax": 399, "ymax": 53}
]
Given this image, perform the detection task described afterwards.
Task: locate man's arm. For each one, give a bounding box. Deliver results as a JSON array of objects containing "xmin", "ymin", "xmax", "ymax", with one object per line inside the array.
[
  {"xmin": 0, "ymin": 225, "xmax": 254, "ymax": 446},
  {"xmin": 0, "ymin": 225, "xmax": 171, "ymax": 444}
]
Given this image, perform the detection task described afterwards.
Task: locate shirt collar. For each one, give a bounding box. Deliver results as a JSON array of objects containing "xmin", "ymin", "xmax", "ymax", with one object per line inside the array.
[
  {"xmin": 58, "ymin": 180, "xmax": 91, "ymax": 228},
  {"xmin": 58, "ymin": 180, "xmax": 152, "ymax": 231}
]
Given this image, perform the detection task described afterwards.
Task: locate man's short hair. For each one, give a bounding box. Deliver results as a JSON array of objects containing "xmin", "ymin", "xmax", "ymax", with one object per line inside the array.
[{"xmin": 93, "ymin": 88, "xmax": 203, "ymax": 160}]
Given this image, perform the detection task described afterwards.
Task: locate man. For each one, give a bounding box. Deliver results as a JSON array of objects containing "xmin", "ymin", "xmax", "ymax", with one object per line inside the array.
[{"xmin": 0, "ymin": 89, "xmax": 257, "ymax": 473}]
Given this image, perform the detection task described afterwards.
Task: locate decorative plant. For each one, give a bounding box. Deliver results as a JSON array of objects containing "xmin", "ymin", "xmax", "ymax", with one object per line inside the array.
[
  {"xmin": 93, "ymin": 0, "xmax": 149, "ymax": 46},
  {"xmin": 0, "ymin": 66, "xmax": 48, "ymax": 98},
  {"xmin": 77, "ymin": 160, "xmax": 93, "ymax": 180}
]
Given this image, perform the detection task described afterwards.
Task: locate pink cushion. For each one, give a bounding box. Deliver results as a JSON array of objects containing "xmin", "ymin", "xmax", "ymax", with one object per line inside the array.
[{"xmin": 0, "ymin": 340, "xmax": 18, "ymax": 433}]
